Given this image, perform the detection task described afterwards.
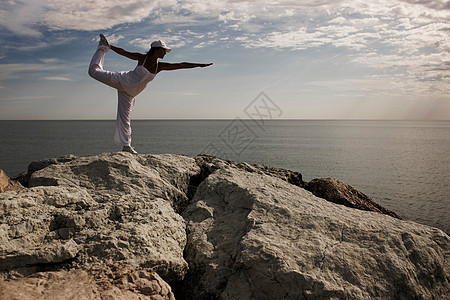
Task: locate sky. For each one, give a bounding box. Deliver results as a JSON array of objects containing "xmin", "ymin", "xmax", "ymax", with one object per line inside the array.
[{"xmin": 0, "ymin": 0, "xmax": 449, "ymax": 120}]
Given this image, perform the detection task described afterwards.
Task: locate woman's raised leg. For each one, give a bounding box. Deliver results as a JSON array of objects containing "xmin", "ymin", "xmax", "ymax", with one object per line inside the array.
[{"xmin": 88, "ymin": 45, "xmax": 123, "ymax": 90}]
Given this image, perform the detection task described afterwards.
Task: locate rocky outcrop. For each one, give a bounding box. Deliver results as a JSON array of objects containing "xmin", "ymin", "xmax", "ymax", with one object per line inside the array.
[
  {"xmin": 1, "ymin": 153, "xmax": 200, "ymax": 281},
  {"xmin": 182, "ymin": 167, "xmax": 449, "ymax": 299},
  {"xmin": 305, "ymin": 178, "xmax": 401, "ymax": 219},
  {"xmin": 194, "ymin": 155, "xmax": 400, "ymax": 219},
  {"xmin": 0, "ymin": 152, "xmax": 448, "ymax": 299},
  {"xmin": 0, "ymin": 169, "xmax": 23, "ymax": 193},
  {"xmin": 0, "ymin": 264, "xmax": 175, "ymax": 300},
  {"xmin": 194, "ymin": 155, "xmax": 304, "ymax": 188}
]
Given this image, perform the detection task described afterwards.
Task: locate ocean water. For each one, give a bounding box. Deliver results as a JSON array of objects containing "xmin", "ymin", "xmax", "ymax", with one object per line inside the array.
[{"xmin": 1, "ymin": 120, "xmax": 449, "ymax": 234}]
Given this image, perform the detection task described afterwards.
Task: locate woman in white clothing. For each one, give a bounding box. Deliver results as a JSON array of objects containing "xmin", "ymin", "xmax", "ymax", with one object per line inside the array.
[{"xmin": 88, "ymin": 34, "xmax": 212, "ymax": 154}]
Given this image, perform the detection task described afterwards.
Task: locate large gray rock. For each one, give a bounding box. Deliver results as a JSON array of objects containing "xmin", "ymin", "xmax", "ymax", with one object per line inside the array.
[
  {"xmin": 182, "ymin": 166, "xmax": 449, "ymax": 299},
  {"xmin": 194, "ymin": 155, "xmax": 399, "ymax": 219},
  {"xmin": 1, "ymin": 153, "xmax": 200, "ymax": 282}
]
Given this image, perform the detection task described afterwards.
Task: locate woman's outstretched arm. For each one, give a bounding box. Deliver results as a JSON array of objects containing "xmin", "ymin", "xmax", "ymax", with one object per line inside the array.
[
  {"xmin": 158, "ymin": 62, "xmax": 213, "ymax": 71},
  {"xmin": 110, "ymin": 45, "xmax": 143, "ymax": 61}
]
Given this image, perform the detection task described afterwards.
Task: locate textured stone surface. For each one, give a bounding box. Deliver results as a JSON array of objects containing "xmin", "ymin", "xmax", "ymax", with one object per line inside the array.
[
  {"xmin": 0, "ymin": 264, "xmax": 175, "ymax": 300},
  {"xmin": 195, "ymin": 154, "xmax": 304, "ymax": 187},
  {"xmin": 0, "ymin": 152, "xmax": 200, "ymax": 281},
  {"xmin": 182, "ymin": 166, "xmax": 449, "ymax": 299},
  {"xmin": 305, "ymin": 177, "xmax": 401, "ymax": 219},
  {"xmin": 1, "ymin": 152, "xmax": 448, "ymax": 299},
  {"xmin": 0, "ymin": 169, "xmax": 23, "ymax": 193},
  {"xmin": 194, "ymin": 155, "xmax": 399, "ymax": 219}
]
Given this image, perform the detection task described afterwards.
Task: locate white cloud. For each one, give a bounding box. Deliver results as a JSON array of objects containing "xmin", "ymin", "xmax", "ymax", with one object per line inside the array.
[
  {"xmin": 352, "ymin": 51, "xmax": 450, "ymax": 97},
  {"xmin": 104, "ymin": 34, "xmax": 125, "ymax": 45},
  {"xmin": 129, "ymin": 35, "xmax": 187, "ymax": 50},
  {"xmin": 247, "ymin": 28, "xmax": 331, "ymax": 50},
  {"xmin": 39, "ymin": 58, "xmax": 60, "ymax": 64},
  {"xmin": 44, "ymin": 0, "xmax": 167, "ymax": 31},
  {"xmin": 43, "ymin": 76, "xmax": 73, "ymax": 81},
  {"xmin": 14, "ymin": 37, "xmax": 77, "ymax": 52},
  {"xmin": 0, "ymin": 63, "xmax": 66, "ymax": 81},
  {"xmin": 0, "ymin": 0, "xmax": 448, "ymax": 101},
  {"xmin": 399, "ymin": 0, "xmax": 450, "ymax": 10},
  {"xmin": 17, "ymin": 42, "xmax": 49, "ymax": 52},
  {"xmin": 0, "ymin": 0, "xmax": 46, "ymax": 37}
]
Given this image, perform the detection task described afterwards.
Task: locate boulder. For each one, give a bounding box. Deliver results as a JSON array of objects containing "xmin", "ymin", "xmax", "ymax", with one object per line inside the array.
[
  {"xmin": 0, "ymin": 264, "xmax": 175, "ymax": 300},
  {"xmin": 0, "ymin": 169, "xmax": 23, "ymax": 193},
  {"xmin": 182, "ymin": 166, "xmax": 449, "ymax": 299},
  {"xmin": 12, "ymin": 154, "xmax": 78, "ymax": 187},
  {"xmin": 195, "ymin": 154, "xmax": 304, "ymax": 188},
  {"xmin": 305, "ymin": 177, "xmax": 401, "ymax": 219},
  {"xmin": 195, "ymin": 155, "xmax": 397, "ymax": 219},
  {"xmin": 0, "ymin": 152, "xmax": 200, "ymax": 282}
]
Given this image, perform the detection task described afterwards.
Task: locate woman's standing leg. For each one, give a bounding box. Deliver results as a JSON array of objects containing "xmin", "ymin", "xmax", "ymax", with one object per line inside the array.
[
  {"xmin": 114, "ymin": 90, "xmax": 134, "ymax": 147},
  {"xmin": 88, "ymin": 45, "xmax": 122, "ymax": 89}
]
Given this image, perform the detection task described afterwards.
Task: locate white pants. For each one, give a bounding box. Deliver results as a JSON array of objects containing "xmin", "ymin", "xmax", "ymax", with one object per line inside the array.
[{"xmin": 88, "ymin": 46, "xmax": 134, "ymax": 147}]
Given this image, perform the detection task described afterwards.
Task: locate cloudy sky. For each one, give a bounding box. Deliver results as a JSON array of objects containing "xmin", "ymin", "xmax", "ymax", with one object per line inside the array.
[{"xmin": 0, "ymin": 0, "xmax": 449, "ymax": 120}]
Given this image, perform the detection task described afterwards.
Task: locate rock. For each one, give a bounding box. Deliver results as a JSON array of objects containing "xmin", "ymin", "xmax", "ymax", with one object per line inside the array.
[
  {"xmin": 0, "ymin": 169, "xmax": 23, "ymax": 193},
  {"xmin": 0, "ymin": 152, "xmax": 200, "ymax": 282},
  {"xmin": 0, "ymin": 264, "xmax": 175, "ymax": 300},
  {"xmin": 195, "ymin": 155, "xmax": 397, "ymax": 219},
  {"xmin": 0, "ymin": 186, "xmax": 92, "ymax": 277},
  {"xmin": 305, "ymin": 177, "xmax": 401, "ymax": 219},
  {"xmin": 12, "ymin": 154, "xmax": 78, "ymax": 187},
  {"xmin": 182, "ymin": 166, "xmax": 449, "ymax": 299},
  {"xmin": 1, "ymin": 152, "xmax": 448, "ymax": 299},
  {"xmin": 195, "ymin": 154, "xmax": 304, "ymax": 188}
]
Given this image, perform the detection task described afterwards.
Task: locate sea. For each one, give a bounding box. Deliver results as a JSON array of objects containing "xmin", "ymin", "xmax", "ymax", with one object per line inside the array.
[{"xmin": 1, "ymin": 120, "xmax": 449, "ymax": 234}]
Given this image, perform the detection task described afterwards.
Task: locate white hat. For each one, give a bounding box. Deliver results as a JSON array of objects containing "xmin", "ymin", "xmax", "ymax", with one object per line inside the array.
[{"xmin": 150, "ymin": 40, "xmax": 171, "ymax": 52}]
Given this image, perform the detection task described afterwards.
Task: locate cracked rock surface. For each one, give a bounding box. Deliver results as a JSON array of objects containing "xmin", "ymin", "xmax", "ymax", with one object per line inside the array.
[
  {"xmin": 1, "ymin": 153, "xmax": 199, "ymax": 281},
  {"xmin": 182, "ymin": 166, "xmax": 449, "ymax": 299},
  {"xmin": 1, "ymin": 152, "xmax": 449, "ymax": 299}
]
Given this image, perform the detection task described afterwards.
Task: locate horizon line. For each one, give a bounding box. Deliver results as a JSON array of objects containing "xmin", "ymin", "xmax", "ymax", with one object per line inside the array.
[{"xmin": 0, "ymin": 118, "xmax": 449, "ymax": 122}]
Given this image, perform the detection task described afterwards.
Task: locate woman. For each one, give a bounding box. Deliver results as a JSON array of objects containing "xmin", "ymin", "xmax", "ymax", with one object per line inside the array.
[{"xmin": 88, "ymin": 34, "xmax": 213, "ymax": 154}]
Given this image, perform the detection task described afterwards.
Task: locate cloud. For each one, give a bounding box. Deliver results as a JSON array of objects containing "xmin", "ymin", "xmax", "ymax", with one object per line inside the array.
[
  {"xmin": 9, "ymin": 36, "xmax": 77, "ymax": 53},
  {"xmin": 17, "ymin": 42, "xmax": 50, "ymax": 52},
  {"xmin": 0, "ymin": 0, "xmax": 448, "ymax": 101},
  {"xmin": 39, "ymin": 58, "xmax": 60, "ymax": 64},
  {"xmin": 0, "ymin": 1, "xmax": 169, "ymax": 35},
  {"xmin": 352, "ymin": 51, "xmax": 450, "ymax": 96},
  {"xmin": 399, "ymin": 0, "xmax": 450, "ymax": 10},
  {"xmin": 44, "ymin": 0, "xmax": 166, "ymax": 31},
  {"xmin": 103, "ymin": 34, "xmax": 125, "ymax": 45},
  {"xmin": 0, "ymin": 62, "xmax": 66, "ymax": 81},
  {"xmin": 0, "ymin": 0, "xmax": 46, "ymax": 37},
  {"xmin": 129, "ymin": 35, "xmax": 187, "ymax": 50},
  {"xmin": 43, "ymin": 76, "xmax": 73, "ymax": 81},
  {"xmin": 0, "ymin": 95, "xmax": 56, "ymax": 103}
]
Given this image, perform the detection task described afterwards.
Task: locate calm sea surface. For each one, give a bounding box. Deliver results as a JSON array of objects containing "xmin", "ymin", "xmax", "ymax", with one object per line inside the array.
[{"xmin": 1, "ymin": 120, "xmax": 449, "ymax": 234}]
